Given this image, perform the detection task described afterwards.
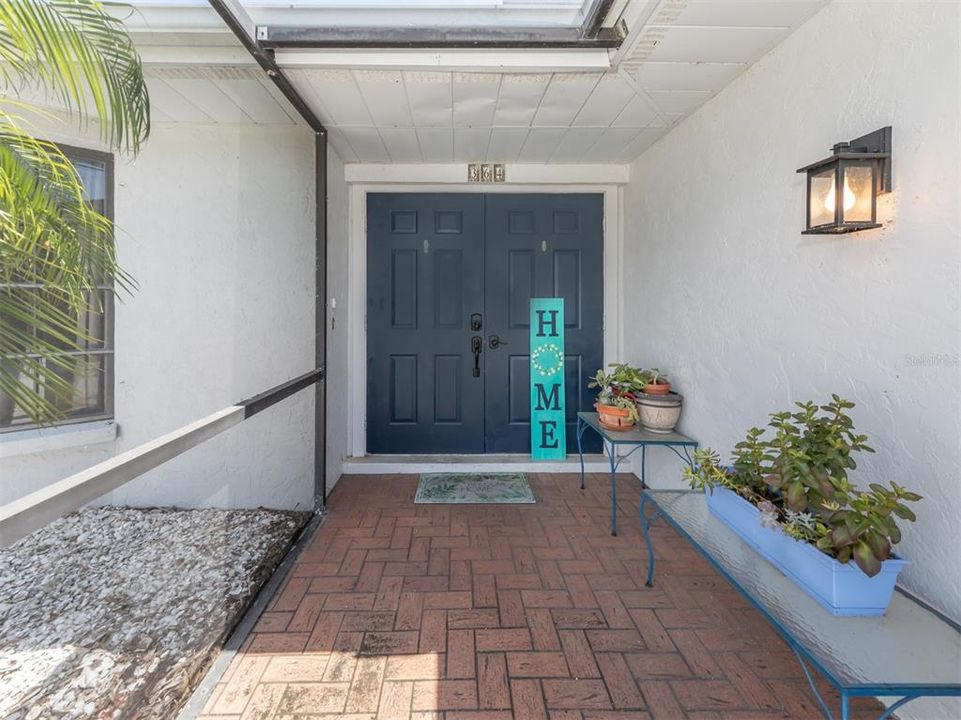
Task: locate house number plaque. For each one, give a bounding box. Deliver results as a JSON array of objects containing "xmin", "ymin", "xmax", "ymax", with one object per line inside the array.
[{"xmin": 530, "ymin": 298, "xmax": 566, "ymax": 460}]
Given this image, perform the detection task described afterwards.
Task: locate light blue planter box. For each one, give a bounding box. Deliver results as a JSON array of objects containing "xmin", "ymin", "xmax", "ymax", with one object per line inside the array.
[{"xmin": 706, "ymin": 487, "xmax": 908, "ymax": 617}]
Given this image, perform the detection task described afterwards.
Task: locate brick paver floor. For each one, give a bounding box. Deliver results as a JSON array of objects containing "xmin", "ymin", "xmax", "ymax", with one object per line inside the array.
[{"xmin": 198, "ymin": 474, "xmax": 885, "ymax": 719}]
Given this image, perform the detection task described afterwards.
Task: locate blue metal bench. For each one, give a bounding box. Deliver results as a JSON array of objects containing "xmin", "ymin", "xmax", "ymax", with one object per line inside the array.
[
  {"xmin": 640, "ymin": 489, "xmax": 961, "ymax": 720},
  {"xmin": 575, "ymin": 410, "xmax": 698, "ymax": 536}
]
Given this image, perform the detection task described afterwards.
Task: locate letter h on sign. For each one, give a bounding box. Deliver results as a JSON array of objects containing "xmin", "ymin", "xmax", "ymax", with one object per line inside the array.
[{"xmin": 530, "ymin": 298, "xmax": 566, "ymax": 460}]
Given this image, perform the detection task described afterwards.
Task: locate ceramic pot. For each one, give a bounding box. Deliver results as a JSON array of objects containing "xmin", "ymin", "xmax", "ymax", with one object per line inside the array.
[
  {"xmin": 642, "ymin": 380, "xmax": 672, "ymax": 395},
  {"xmin": 595, "ymin": 402, "xmax": 635, "ymax": 431},
  {"xmin": 636, "ymin": 392, "xmax": 682, "ymax": 433}
]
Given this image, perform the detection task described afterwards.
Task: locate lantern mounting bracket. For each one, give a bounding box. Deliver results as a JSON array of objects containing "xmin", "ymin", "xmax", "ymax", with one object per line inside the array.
[{"xmin": 796, "ymin": 126, "xmax": 892, "ymax": 193}]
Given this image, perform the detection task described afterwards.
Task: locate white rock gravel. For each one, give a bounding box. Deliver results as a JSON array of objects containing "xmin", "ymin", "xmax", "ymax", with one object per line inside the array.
[{"xmin": 0, "ymin": 506, "xmax": 306, "ymax": 719}]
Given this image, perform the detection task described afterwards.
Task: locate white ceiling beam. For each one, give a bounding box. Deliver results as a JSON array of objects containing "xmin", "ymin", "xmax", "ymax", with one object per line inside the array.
[{"xmin": 274, "ymin": 49, "xmax": 611, "ymax": 72}]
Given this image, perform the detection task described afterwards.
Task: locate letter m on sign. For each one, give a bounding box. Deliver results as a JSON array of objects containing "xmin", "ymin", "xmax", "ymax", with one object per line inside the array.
[{"xmin": 530, "ymin": 298, "xmax": 566, "ymax": 460}]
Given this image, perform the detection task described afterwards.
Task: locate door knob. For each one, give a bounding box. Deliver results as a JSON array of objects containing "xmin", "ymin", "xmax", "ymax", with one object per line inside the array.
[{"xmin": 488, "ymin": 335, "xmax": 508, "ymax": 349}]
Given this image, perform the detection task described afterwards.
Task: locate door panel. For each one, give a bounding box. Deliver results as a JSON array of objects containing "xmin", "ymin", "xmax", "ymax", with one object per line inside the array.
[
  {"xmin": 485, "ymin": 194, "xmax": 604, "ymax": 453},
  {"xmin": 367, "ymin": 194, "xmax": 486, "ymax": 453},
  {"xmin": 367, "ymin": 192, "xmax": 603, "ymax": 455}
]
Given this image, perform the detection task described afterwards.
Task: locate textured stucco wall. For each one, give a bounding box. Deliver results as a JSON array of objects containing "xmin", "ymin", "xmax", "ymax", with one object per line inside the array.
[
  {"xmin": 2, "ymin": 123, "xmax": 318, "ymax": 510},
  {"xmin": 623, "ymin": 2, "xmax": 960, "ymax": 711},
  {"xmin": 325, "ymin": 147, "xmax": 349, "ymax": 493}
]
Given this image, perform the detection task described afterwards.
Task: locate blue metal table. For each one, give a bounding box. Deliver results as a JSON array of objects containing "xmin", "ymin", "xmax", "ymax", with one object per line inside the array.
[
  {"xmin": 641, "ymin": 489, "xmax": 961, "ymax": 720},
  {"xmin": 575, "ymin": 411, "xmax": 697, "ymax": 535}
]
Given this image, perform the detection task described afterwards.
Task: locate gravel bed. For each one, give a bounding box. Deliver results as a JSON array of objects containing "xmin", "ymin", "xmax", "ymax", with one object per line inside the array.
[{"xmin": 0, "ymin": 506, "xmax": 308, "ymax": 719}]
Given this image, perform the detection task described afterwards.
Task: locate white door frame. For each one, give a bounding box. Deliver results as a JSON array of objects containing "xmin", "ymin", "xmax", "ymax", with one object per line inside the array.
[{"xmin": 347, "ymin": 165, "xmax": 629, "ymax": 458}]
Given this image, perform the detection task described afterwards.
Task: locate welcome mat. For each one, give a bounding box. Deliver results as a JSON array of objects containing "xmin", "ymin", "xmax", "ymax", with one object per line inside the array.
[{"xmin": 415, "ymin": 472, "xmax": 535, "ymax": 504}]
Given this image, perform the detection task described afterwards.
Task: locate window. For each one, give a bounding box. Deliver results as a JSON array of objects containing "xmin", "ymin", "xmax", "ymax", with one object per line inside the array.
[{"xmin": 0, "ymin": 145, "xmax": 115, "ymax": 432}]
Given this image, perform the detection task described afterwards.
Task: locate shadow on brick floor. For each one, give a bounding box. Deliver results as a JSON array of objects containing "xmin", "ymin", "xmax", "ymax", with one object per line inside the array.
[{"xmin": 196, "ymin": 474, "xmax": 886, "ymax": 719}]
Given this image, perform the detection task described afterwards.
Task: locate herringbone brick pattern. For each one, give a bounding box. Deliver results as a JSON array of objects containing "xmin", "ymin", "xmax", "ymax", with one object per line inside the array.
[{"xmin": 199, "ymin": 474, "xmax": 884, "ymax": 719}]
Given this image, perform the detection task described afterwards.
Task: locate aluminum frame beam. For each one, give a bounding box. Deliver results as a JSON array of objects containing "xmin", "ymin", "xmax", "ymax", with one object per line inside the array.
[{"xmin": 259, "ymin": 25, "xmax": 624, "ymax": 50}]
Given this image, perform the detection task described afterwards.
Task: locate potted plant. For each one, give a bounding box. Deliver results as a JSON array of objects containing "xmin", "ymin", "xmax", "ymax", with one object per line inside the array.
[
  {"xmin": 588, "ymin": 363, "xmax": 645, "ymax": 430},
  {"xmin": 640, "ymin": 368, "xmax": 671, "ymax": 395},
  {"xmin": 683, "ymin": 396, "xmax": 921, "ymax": 616},
  {"xmin": 635, "ymin": 368, "xmax": 682, "ymax": 433}
]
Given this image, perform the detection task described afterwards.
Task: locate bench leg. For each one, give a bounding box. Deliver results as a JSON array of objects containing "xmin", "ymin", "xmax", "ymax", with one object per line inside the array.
[
  {"xmin": 577, "ymin": 417, "xmax": 587, "ymax": 490},
  {"xmin": 609, "ymin": 447, "xmax": 618, "ymax": 536},
  {"xmin": 640, "ymin": 493, "xmax": 655, "ymax": 587},
  {"xmin": 877, "ymin": 695, "xmax": 922, "ymax": 720},
  {"xmin": 791, "ymin": 645, "xmax": 836, "ymax": 720}
]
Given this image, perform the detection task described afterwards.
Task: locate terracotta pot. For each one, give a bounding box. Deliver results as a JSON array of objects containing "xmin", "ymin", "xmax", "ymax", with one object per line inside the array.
[
  {"xmin": 636, "ymin": 392, "xmax": 682, "ymax": 433},
  {"xmin": 595, "ymin": 402, "xmax": 635, "ymax": 431},
  {"xmin": 642, "ymin": 380, "xmax": 672, "ymax": 395}
]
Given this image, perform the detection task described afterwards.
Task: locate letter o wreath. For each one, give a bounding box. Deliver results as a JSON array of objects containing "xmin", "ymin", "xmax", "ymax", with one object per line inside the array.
[{"xmin": 531, "ymin": 343, "xmax": 564, "ymax": 378}]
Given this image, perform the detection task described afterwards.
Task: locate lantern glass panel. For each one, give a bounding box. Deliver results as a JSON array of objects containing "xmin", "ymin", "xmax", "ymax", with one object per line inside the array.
[
  {"xmin": 808, "ymin": 166, "xmax": 836, "ymax": 228},
  {"xmin": 841, "ymin": 162, "xmax": 875, "ymax": 224}
]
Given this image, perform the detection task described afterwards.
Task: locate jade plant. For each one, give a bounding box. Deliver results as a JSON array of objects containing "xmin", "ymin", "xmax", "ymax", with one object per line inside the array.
[{"xmin": 683, "ymin": 396, "xmax": 921, "ymax": 577}]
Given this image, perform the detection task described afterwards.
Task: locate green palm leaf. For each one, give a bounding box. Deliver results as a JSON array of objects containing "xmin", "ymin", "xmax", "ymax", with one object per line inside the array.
[{"xmin": 0, "ymin": 0, "xmax": 148, "ymax": 425}]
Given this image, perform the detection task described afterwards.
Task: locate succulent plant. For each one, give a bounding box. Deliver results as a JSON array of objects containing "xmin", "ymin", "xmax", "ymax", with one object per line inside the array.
[
  {"xmin": 589, "ymin": 363, "xmax": 647, "ymax": 399},
  {"xmin": 683, "ymin": 396, "xmax": 921, "ymax": 577},
  {"xmin": 589, "ymin": 363, "xmax": 670, "ymax": 398}
]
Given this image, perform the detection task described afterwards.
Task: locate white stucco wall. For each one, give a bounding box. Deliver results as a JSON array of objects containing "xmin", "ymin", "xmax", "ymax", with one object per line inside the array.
[
  {"xmin": 623, "ymin": 2, "xmax": 960, "ymax": 715},
  {"xmin": 1, "ymin": 122, "xmax": 319, "ymax": 511},
  {"xmin": 325, "ymin": 146, "xmax": 349, "ymax": 493}
]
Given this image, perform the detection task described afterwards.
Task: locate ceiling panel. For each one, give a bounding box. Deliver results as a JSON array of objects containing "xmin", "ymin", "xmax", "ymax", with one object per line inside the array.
[
  {"xmin": 572, "ymin": 74, "xmax": 635, "ymax": 127},
  {"xmin": 621, "ymin": 125, "xmax": 669, "ymax": 158},
  {"xmin": 635, "ymin": 26, "xmax": 789, "ymax": 64},
  {"xmin": 340, "ymin": 126, "xmax": 389, "ymax": 162},
  {"xmin": 354, "ymin": 70, "xmax": 413, "ymax": 127},
  {"xmin": 453, "ymin": 73, "xmax": 501, "ymax": 127},
  {"xmin": 416, "ymin": 127, "xmax": 454, "ymax": 162},
  {"xmin": 327, "ymin": 130, "xmax": 359, "ymax": 163},
  {"xmin": 214, "ymin": 77, "xmax": 296, "ymax": 124},
  {"xmin": 158, "ymin": 77, "xmax": 249, "ymax": 123},
  {"xmin": 532, "ymin": 73, "xmax": 602, "ymax": 127},
  {"xmin": 144, "ymin": 78, "xmax": 213, "ymax": 123},
  {"xmin": 288, "ymin": 69, "xmax": 372, "ymax": 125},
  {"xmin": 587, "ymin": 127, "xmax": 645, "ymax": 162},
  {"xmin": 518, "ymin": 127, "xmax": 567, "ymax": 162},
  {"xmin": 404, "ymin": 72, "xmax": 453, "ymax": 127},
  {"xmin": 379, "ymin": 127, "xmax": 421, "ymax": 162},
  {"xmin": 487, "ymin": 127, "xmax": 530, "ymax": 162},
  {"xmin": 628, "ymin": 61, "xmax": 744, "ymax": 92},
  {"xmin": 493, "ymin": 74, "xmax": 551, "ymax": 127},
  {"xmin": 646, "ymin": 89, "xmax": 713, "ymax": 116},
  {"xmin": 611, "ymin": 94, "xmax": 659, "ymax": 128},
  {"xmin": 453, "ymin": 127, "xmax": 492, "ymax": 162},
  {"xmin": 666, "ymin": 0, "xmax": 826, "ymax": 27},
  {"xmin": 550, "ymin": 127, "xmax": 605, "ymax": 162}
]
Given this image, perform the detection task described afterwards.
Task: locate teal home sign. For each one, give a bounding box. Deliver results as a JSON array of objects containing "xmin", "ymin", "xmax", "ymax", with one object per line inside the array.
[{"xmin": 530, "ymin": 298, "xmax": 566, "ymax": 460}]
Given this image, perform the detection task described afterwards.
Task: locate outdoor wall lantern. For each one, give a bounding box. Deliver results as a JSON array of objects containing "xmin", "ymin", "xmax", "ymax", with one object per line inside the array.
[{"xmin": 796, "ymin": 126, "xmax": 892, "ymax": 234}]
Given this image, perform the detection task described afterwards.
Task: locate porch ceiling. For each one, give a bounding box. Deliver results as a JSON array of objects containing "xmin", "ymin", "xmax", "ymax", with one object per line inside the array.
[{"xmin": 124, "ymin": 0, "xmax": 827, "ymax": 163}]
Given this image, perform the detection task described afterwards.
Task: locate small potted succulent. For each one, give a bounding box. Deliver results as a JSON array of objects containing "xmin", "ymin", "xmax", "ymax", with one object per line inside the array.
[
  {"xmin": 635, "ymin": 368, "xmax": 682, "ymax": 433},
  {"xmin": 640, "ymin": 368, "xmax": 671, "ymax": 395},
  {"xmin": 588, "ymin": 363, "xmax": 645, "ymax": 430},
  {"xmin": 683, "ymin": 396, "xmax": 920, "ymax": 616}
]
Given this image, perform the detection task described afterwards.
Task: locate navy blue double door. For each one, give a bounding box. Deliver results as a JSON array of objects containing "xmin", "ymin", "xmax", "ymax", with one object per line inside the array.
[{"xmin": 367, "ymin": 193, "xmax": 603, "ymax": 455}]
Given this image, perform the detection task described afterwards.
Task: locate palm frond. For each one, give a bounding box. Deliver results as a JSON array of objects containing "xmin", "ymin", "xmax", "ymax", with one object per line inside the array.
[
  {"xmin": 0, "ymin": 0, "xmax": 150, "ymax": 151},
  {"xmin": 0, "ymin": 115, "xmax": 124, "ymax": 423},
  {"xmin": 0, "ymin": 0, "xmax": 148, "ymax": 426}
]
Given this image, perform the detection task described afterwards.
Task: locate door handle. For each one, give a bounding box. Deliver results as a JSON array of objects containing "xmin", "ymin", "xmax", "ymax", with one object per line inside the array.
[
  {"xmin": 488, "ymin": 334, "xmax": 508, "ymax": 350},
  {"xmin": 471, "ymin": 336, "xmax": 482, "ymax": 377}
]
